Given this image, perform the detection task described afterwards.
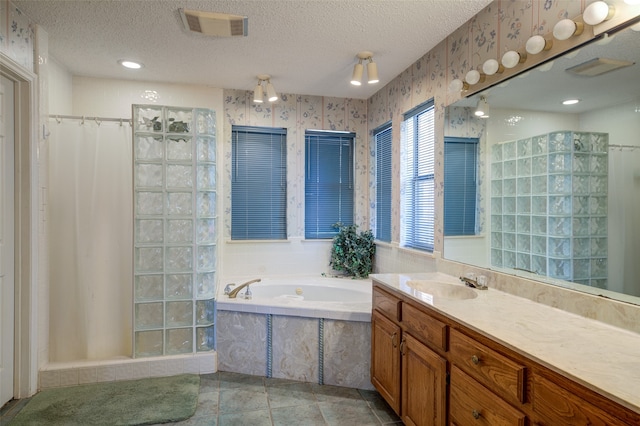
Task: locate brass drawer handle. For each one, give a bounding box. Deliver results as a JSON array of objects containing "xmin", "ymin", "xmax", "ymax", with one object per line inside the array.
[
  {"xmin": 399, "ymin": 337, "xmax": 406, "ymax": 355},
  {"xmin": 472, "ymin": 409, "xmax": 481, "ymax": 420},
  {"xmin": 471, "ymin": 355, "xmax": 480, "ymax": 365}
]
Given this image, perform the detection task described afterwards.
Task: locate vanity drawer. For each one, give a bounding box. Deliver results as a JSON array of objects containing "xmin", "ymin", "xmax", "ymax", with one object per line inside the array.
[
  {"xmin": 450, "ymin": 329, "xmax": 526, "ymax": 404},
  {"xmin": 373, "ymin": 286, "xmax": 401, "ymax": 322},
  {"xmin": 401, "ymin": 301, "xmax": 447, "ymax": 352},
  {"xmin": 533, "ymin": 374, "xmax": 625, "ymax": 426},
  {"xmin": 450, "ymin": 366, "xmax": 526, "ymax": 426}
]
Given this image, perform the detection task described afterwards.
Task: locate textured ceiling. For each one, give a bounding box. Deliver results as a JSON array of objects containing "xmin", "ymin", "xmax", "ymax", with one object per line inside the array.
[{"xmin": 14, "ymin": 0, "xmax": 492, "ymax": 99}]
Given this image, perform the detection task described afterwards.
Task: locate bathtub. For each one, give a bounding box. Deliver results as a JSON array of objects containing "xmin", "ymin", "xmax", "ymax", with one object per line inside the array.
[
  {"xmin": 216, "ymin": 275, "xmax": 374, "ymax": 389},
  {"xmin": 216, "ymin": 275, "xmax": 372, "ymax": 321}
]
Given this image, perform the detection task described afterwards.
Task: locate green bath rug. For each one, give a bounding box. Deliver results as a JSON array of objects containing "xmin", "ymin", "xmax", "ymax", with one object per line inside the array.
[{"xmin": 10, "ymin": 373, "xmax": 200, "ymax": 425}]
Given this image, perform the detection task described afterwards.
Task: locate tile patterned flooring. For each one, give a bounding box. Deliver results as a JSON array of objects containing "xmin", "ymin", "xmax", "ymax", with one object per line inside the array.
[{"xmin": 1, "ymin": 371, "xmax": 403, "ymax": 425}]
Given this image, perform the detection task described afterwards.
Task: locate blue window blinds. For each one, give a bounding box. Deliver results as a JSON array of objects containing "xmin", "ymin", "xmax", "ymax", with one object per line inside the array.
[
  {"xmin": 375, "ymin": 123, "xmax": 392, "ymax": 242},
  {"xmin": 401, "ymin": 100, "xmax": 435, "ymax": 251},
  {"xmin": 444, "ymin": 137, "xmax": 478, "ymax": 236},
  {"xmin": 305, "ymin": 130, "xmax": 355, "ymax": 239},
  {"xmin": 231, "ymin": 125, "xmax": 287, "ymax": 240}
]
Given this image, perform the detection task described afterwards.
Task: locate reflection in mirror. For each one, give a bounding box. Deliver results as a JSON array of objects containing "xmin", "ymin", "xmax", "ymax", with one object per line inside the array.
[{"xmin": 444, "ymin": 24, "xmax": 640, "ymax": 303}]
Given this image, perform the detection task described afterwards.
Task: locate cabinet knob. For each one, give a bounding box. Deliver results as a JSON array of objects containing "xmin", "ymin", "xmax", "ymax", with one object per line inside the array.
[
  {"xmin": 472, "ymin": 409, "xmax": 481, "ymax": 420},
  {"xmin": 471, "ymin": 355, "xmax": 480, "ymax": 365}
]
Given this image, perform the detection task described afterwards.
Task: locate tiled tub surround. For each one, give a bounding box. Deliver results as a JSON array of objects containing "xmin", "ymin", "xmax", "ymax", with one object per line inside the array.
[
  {"xmin": 217, "ymin": 276, "xmax": 373, "ymax": 390},
  {"xmin": 371, "ymin": 272, "xmax": 640, "ymax": 415}
]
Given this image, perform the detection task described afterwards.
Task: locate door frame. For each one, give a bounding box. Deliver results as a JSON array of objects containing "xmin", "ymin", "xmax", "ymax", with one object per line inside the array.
[{"xmin": 0, "ymin": 52, "xmax": 39, "ymax": 399}]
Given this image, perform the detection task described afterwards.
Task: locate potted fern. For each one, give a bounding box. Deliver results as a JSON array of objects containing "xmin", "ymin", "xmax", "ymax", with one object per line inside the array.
[{"xmin": 329, "ymin": 223, "xmax": 376, "ymax": 278}]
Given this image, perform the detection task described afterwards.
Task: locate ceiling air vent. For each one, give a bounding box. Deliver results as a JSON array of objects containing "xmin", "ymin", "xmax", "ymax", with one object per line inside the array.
[
  {"xmin": 179, "ymin": 9, "xmax": 248, "ymax": 37},
  {"xmin": 566, "ymin": 57, "xmax": 634, "ymax": 77}
]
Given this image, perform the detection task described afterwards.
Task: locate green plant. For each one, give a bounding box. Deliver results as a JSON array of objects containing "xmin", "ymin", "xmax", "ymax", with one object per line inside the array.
[{"xmin": 329, "ymin": 223, "xmax": 376, "ymax": 278}]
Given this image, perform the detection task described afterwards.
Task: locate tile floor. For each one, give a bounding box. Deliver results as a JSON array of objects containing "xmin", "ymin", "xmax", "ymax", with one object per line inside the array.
[{"xmin": 1, "ymin": 371, "xmax": 403, "ymax": 426}]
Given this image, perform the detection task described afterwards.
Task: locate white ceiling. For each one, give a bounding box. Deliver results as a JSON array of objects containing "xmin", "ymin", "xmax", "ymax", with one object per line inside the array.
[{"xmin": 14, "ymin": 0, "xmax": 493, "ymax": 99}]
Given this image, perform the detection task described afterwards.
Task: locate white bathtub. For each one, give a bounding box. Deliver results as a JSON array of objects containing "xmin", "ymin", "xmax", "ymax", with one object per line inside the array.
[{"xmin": 216, "ymin": 275, "xmax": 372, "ymax": 321}]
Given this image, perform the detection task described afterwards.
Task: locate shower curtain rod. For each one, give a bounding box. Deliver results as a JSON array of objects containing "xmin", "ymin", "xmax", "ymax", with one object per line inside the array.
[{"xmin": 49, "ymin": 114, "xmax": 132, "ymax": 125}]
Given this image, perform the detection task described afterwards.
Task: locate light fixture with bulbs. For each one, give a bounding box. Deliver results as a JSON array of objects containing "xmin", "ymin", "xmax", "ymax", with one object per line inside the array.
[
  {"xmin": 474, "ymin": 96, "xmax": 490, "ymax": 118},
  {"xmin": 351, "ymin": 51, "xmax": 379, "ymax": 86},
  {"xmin": 562, "ymin": 99, "xmax": 580, "ymax": 105},
  {"xmin": 253, "ymin": 74, "xmax": 278, "ymax": 103},
  {"xmin": 583, "ymin": 1, "xmax": 616, "ymax": 25}
]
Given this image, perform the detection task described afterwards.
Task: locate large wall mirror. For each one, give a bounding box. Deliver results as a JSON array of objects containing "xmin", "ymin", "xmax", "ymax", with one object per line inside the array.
[{"xmin": 444, "ymin": 23, "xmax": 640, "ymax": 305}]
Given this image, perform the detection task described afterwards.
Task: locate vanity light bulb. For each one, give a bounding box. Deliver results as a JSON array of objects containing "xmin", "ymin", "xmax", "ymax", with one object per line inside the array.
[
  {"xmin": 482, "ymin": 59, "xmax": 503, "ymax": 76},
  {"xmin": 526, "ymin": 35, "xmax": 552, "ymax": 55},
  {"xmin": 583, "ymin": 1, "xmax": 615, "ymax": 26},
  {"xmin": 449, "ymin": 78, "xmax": 468, "ymax": 93},
  {"xmin": 465, "ymin": 69, "xmax": 484, "ymax": 85},
  {"xmin": 553, "ymin": 19, "xmax": 584, "ymax": 40},
  {"xmin": 502, "ymin": 51, "xmax": 524, "ymax": 69}
]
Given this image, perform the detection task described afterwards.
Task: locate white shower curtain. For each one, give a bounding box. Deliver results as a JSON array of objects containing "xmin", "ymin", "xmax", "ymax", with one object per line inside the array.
[
  {"xmin": 48, "ymin": 119, "xmax": 133, "ymax": 361},
  {"xmin": 608, "ymin": 146, "xmax": 640, "ymax": 297}
]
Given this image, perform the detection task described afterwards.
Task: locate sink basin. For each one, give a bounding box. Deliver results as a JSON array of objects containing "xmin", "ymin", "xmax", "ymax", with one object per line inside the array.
[{"xmin": 404, "ymin": 280, "xmax": 478, "ymax": 300}]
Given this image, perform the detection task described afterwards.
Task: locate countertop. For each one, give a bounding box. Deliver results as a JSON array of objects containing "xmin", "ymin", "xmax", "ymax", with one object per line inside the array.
[{"xmin": 370, "ymin": 272, "xmax": 640, "ymax": 414}]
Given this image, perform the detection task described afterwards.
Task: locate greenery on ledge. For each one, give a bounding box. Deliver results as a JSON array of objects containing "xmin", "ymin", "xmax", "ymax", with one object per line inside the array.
[{"xmin": 329, "ymin": 223, "xmax": 375, "ymax": 278}]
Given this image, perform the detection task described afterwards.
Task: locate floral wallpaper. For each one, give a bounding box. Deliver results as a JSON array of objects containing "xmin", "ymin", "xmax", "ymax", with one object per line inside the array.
[
  {"xmin": 223, "ymin": 90, "xmax": 368, "ymax": 239},
  {"xmin": 368, "ymin": 0, "xmax": 590, "ymax": 255},
  {"xmin": 0, "ymin": 1, "xmax": 35, "ymax": 72}
]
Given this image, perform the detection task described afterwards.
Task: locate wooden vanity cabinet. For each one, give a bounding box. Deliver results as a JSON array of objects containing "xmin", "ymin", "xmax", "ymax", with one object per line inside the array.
[
  {"xmin": 371, "ymin": 281, "xmax": 640, "ymax": 426},
  {"xmin": 371, "ymin": 287, "xmax": 447, "ymax": 426}
]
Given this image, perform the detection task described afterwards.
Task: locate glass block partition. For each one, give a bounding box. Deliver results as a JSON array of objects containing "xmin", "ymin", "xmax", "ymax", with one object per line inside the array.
[
  {"xmin": 490, "ymin": 131, "xmax": 608, "ymax": 288},
  {"xmin": 133, "ymin": 105, "xmax": 217, "ymax": 357}
]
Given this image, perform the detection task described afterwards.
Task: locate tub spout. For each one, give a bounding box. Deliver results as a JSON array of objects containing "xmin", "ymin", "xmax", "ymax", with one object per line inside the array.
[{"xmin": 227, "ymin": 278, "xmax": 261, "ymax": 298}]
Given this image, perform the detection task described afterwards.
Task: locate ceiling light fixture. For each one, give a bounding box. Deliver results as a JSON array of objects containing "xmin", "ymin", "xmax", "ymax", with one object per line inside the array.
[
  {"xmin": 351, "ymin": 51, "xmax": 379, "ymax": 86},
  {"xmin": 583, "ymin": 1, "xmax": 616, "ymax": 26},
  {"xmin": 553, "ymin": 18, "xmax": 584, "ymax": 40},
  {"xmin": 118, "ymin": 59, "xmax": 143, "ymax": 69},
  {"xmin": 474, "ymin": 96, "xmax": 490, "ymax": 118},
  {"xmin": 253, "ymin": 74, "xmax": 278, "ymax": 103},
  {"xmin": 562, "ymin": 99, "xmax": 580, "ymax": 105}
]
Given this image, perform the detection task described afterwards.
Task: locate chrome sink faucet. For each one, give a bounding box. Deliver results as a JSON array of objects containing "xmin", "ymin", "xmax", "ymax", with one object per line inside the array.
[
  {"xmin": 459, "ymin": 274, "xmax": 488, "ymax": 290},
  {"xmin": 227, "ymin": 278, "xmax": 262, "ymax": 298}
]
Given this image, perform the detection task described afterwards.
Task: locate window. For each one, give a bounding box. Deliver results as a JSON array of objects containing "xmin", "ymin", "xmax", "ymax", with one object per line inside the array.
[
  {"xmin": 401, "ymin": 100, "xmax": 435, "ymax": 251},
  {"xmin": 305, "ymin": 130, "xmax": 355, "ymax": 239},
  {"xmin": 231, "ymin": 126, "xmax": 286, "ymax": 240},
  {"xmin": 375, "ymin": 123, "xmax": 392, "ymax": 242},
  {"xmin": 444, "ymin": 137, "xmax": 478, "ymax": 236}
]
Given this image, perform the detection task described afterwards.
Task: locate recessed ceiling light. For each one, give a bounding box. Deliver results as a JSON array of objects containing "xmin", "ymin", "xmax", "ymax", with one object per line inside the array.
[
  {"xmin": 118, "ymin": 60, "xmax": 143, "ymax": 69},
  {"xmin": 562, "ymin": 99, "xmax": 580, "ymax": 105}
]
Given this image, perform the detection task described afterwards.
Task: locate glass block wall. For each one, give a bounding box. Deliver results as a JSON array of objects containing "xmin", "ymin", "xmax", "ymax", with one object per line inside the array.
[
  {"xmin": 133, "ymin": 105, "xmax": 217, "ymax": 357},
  {"xmin": 490, "ymin": 131, "xmax": 608, "ymax": 288}
]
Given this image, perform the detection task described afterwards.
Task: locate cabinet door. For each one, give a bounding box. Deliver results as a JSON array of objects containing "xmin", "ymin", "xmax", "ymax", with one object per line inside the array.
[
  {"xmin": 401, "ymin": 333, "xmax": 447, "ymax": 426},
  {"xmin": 371, "ymin": 309, "xmax": 401, "ymax": 414}
]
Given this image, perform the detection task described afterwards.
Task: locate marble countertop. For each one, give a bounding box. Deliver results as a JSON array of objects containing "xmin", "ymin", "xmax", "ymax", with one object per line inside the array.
[{"xmin": 370, "ymin": 272, "xmax": 640, "ymax": 414}]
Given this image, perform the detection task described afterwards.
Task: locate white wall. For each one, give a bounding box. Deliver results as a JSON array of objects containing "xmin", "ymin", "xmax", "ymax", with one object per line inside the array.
[{"xmin": 48, "ymin": 57, "xmax": 73, "ymax": 115}]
